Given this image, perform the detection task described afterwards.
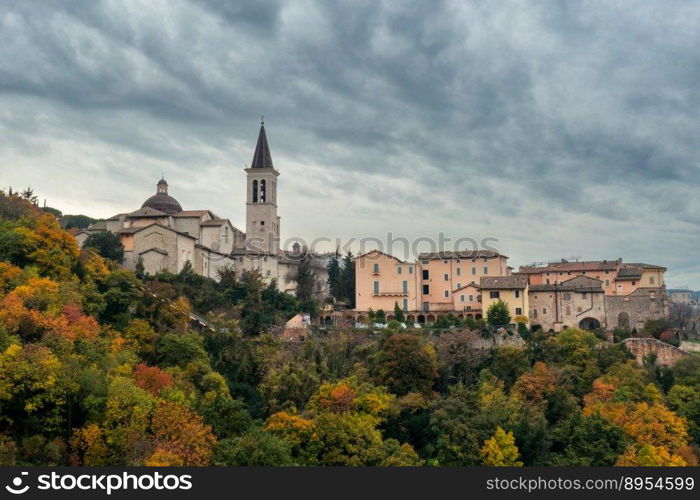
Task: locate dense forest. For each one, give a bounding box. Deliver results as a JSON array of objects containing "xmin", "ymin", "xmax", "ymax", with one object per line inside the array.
[{"xmin": 0, "ymin": 190, "xmax": 698, "ymax": 467}]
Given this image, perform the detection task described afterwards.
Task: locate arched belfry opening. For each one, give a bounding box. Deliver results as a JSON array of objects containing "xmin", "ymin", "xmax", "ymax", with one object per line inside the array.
[
  {"xmin": 252, "ymin": 180, "xmax": 258, "ymax": 203},
  {"xmin": 260, "ymin": 179, "xmax": 266, "ymax": 202}
]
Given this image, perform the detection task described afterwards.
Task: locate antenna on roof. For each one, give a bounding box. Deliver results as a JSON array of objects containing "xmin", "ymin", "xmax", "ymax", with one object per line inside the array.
[{"xmin": 261, "ymin": 115, "xmax": 264, "ymax": 125}]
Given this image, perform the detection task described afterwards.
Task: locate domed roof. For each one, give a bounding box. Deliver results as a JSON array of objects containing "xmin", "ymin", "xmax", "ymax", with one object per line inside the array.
[{"xmin": 141, "ymin": 178, "xmax": 183, "ymax": 215}]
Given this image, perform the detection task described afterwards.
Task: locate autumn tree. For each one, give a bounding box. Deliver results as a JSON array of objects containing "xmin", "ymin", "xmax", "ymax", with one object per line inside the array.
[
  {"xmin": 373, "ymin": 334, "xmax": 437, "ymax": 396},
  {"xmin": 481, "ymin": 426, "xmax": 523, "ymax": 466}
]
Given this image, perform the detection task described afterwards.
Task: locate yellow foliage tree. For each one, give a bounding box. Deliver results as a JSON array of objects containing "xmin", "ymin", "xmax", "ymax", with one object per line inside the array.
[
  {"xmin": 481, "ymin": 426, "xmax": 523, "ymax": 466},
  {"xmin": 616, "ymin": 444, "xmax": 686, "ymax": 466}
]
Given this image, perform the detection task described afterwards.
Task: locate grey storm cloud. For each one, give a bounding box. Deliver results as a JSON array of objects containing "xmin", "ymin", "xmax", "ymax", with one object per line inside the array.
[{"xmin": 1, "ymin": 0, "xmax": 700, "ymax": 286}]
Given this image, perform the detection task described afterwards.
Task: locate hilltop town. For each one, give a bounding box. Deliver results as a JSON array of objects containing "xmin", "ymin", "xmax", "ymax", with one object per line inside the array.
[{"xmin": 67, "ymin": 122, "xmax": 685, "ymax": 339}]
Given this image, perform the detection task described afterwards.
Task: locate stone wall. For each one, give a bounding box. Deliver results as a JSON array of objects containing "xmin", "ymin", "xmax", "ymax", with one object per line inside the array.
[
  {"xmin": 604, "ymin": 287, "xmax": 668, "ymax": 331},
  {"xmin": 622, "ymin": 337, "xmax": 691, "ymax": 367},
  {"xmin": 679, "ymin": 340, "xmax": 700, "ymax": 353}
]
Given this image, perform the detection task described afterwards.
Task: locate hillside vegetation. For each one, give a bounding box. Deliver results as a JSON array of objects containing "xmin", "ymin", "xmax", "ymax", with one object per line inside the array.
[{"xmin": 0, "ymin": 191, "xmax": 698, "ymax": 466}]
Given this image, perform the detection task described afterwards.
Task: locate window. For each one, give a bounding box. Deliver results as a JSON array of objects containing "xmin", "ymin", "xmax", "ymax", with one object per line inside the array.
[
  {"xmin": 490, "ymin": 291, "xmax": 500, "ymax": 299},
  {"xmin": 260, "ymin": 179, "xmax": 266, "ymax": 202},
  {"xmin": 582, "ymin": 271, "xmax": 586, "ymax": 275},
  {"xmin": 456, "ymin": 283, "xmax": 461, "ymax": 289},
  {"xmin": 546, "ymin": 272, "xmax": 550, "ymax": 276},
  {"xmin": 515, "ymin": 290, "xmax": 520, "ymax": 298},
  {"xmin": 402, "ymin": 280, "xmax": 408, "ymax": 293},
  {"xmin": 397, "ymin": 266, "xmax": 402, "ymax": 274},
  {"xmin": 469, "ymin": 294, "xmax": 474, "ymax": 302},
  {"xmin": 460, "ymin": 295, "xmax": 465, "ymax": 302},
  {"xmin": 563, "ymin": 293, "xmax": 571, "ymax": 300},
  {"xmin": 403, "ymin": 298, "xmax": 408, "ymax": 311},
  {"xmin": 373, "ymin": 281, "xmax": 379, "ymax": 294},
  {"xmin": 444, "ymin": 290, "xmax": 449, "ymax": 298},
  {"xmin": 483, "ymin": 266, "xmax": 488, "ymax": 274},
  {"xmin": 373, "ymin": 263, "xmax": 379, "ymax": 273},
  {"xmin": 632, "ymin": 281, "xmax": 636, "ymax": 286},
  {"xmin": 546, "ymin": 279, "xmax": 550, "ymax": 284},
  {"xmin": 456, "ymin": 267, "xmax": 461, "ymax": 276},
  {"xmin": 650, "ymin": 276, "xmax": 655, "ymax": 284},
  {"xmin": 605, "ymin": 279, "xmax": 610, "ymax": 286},
  {"xmin": 582, "ymin": 292, "xmax": 587, "ymax": 298},
  {"xmin": 483, "ymin": 257, "xmax": 488, "ymax": 262},
  {"xmin": 422, "ymin": 270, "xmax": 429, "ymax": 280},
  {"xmin": 532, "ymin": 309, "xmax": 538, "ymax": 318},
  {"xmin": 444, "ymin": 273, "xmax": 449, "ymax": 281},
  {"xmin": 543, "ymin": 308, "xmax": 547, "ymax": 314},
  {"xmin": 421, "ymin": 260, "xmax": 429, "ymax": 265},
  {"xmin": 472, "ymin": 267, "xmax": 476, "ymax": 275},
  {"xmin": 443, "ymin": 260, "xmax": 448, "ymax": 264},
  {"xmin": 252, "ymin": 180, "xmax": 258, "ymax": 202},
  {"xmin": 423, "ymin": 284, "xmax": 430, "ymax": 295},
  {"xmin": 423, "ymin": 302, "xmax": 429, "ymax": 311},
  {"xmin": 471, "ymin": 258, "xmax": 476, "ymax": 263},
  {"xmin": 409, "ymin": 266, "xmax": 413, "ymax": 274},
  {"xmin": 515, "ymin": 307, "xmax": 522, "ymax": 316}
]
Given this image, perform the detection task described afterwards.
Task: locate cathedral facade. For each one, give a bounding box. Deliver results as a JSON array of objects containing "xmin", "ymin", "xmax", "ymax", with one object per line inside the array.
[{"xmin": 76, "ymin": 121, "xmax": 298, "ymax": 292}]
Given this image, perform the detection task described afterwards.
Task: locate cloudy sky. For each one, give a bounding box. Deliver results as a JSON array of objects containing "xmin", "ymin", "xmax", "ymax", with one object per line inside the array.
[{"xmin": 1, "ymin": 0, "xmax": 699, "ymax": 287}]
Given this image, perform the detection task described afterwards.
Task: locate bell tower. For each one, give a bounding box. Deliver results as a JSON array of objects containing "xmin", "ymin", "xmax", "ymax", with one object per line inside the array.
[{"xmin": 245, "ymin": 119, "xmax": 280, "ymax": 254}]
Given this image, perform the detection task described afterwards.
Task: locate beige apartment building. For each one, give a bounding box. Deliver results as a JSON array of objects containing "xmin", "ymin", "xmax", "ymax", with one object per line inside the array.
[
  {"xmin": 354, "ymin": 249, "xmax": 511, "ymax": 323},
  {"xmin": 354, "ymin": 253, "xmax": 669, "ymax": 331}
]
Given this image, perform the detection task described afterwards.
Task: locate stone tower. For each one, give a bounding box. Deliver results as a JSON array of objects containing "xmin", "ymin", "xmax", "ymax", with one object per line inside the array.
[{"xmin": 245, "ymin": 120, "xmax": 280, "ymax": 254}]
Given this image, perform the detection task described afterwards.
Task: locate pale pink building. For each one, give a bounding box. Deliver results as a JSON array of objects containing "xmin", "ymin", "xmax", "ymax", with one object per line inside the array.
[{"xmin": 354, "ymin": 250, "xmax": 509, "ymax": 323}]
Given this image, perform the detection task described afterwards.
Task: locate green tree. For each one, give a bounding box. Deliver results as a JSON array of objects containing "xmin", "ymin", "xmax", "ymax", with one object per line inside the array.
[
  {"xmin": 373, "ymin": 334, "xmax": 437, "ymax": 396},
  {"xmin": 214, "ymin": 428, "xmax": 294, "ymax": 466},
  {"xmin": 327, "ymin": 250, "xmax": 341, "ymax": 301},
  {"xmin": 486, "ymin": 300, "xmax": 511, "ymax": 327},
  {"xmin": 83, "ymin": 232, "xmax": 124, "ymax": 263},
  {"xmin": 549, "ymin": 412, "xmax": 628, "ymax": 466},
  {"xmin": 490, "ymin": 346, "xmax": 529, "ymax": 388},
  {"xmin": 339, "ymin": 251, "xmax": 356, "ymax": 307},
  {"xmin": 393, "ymin": 302, "xmax": 405, "ymax": 323}
]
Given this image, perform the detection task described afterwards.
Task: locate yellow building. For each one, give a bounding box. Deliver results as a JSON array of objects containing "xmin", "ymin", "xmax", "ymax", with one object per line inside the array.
[{"xmin": 479, "ymin": 275, "xmax": 529, "ymax": 325}]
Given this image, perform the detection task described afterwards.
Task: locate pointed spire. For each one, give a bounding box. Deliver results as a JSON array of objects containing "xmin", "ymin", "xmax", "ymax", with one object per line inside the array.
[{"xmin": 251, "ymin": 118, "xmax": 274, "ymax": 169}]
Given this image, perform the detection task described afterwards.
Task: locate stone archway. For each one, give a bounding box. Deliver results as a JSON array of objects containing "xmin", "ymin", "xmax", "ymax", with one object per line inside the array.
[
  {"xmin": 387, "ymin": 314, "xmax": 395, "ymax": 321},
  {"xmin": 417, "ymin": 314, "xmax": 426, "ymax": 324},
  {"xmin": 407, "ymin": 314, "xmax": 415, "ymax": 323},
  {"xmin": 475, "ymin": 313, "xmax": 482, "ymax": 320},
  {"xmin": 426, "ymin": 314, "xmax": 436, "ymax": 324},
  {"xmin": 617, "ymin": 312, "xmax": 630, "ymax": 329},
  {"xmin": 579, "ymin": 317, "xmax": 601, "ymax": 330}
]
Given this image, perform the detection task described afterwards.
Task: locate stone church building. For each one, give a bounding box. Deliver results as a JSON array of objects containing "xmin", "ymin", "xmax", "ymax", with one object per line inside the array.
[{"xmin": 77, "ymin": 121, "xmax": 300, "ymax": 292}]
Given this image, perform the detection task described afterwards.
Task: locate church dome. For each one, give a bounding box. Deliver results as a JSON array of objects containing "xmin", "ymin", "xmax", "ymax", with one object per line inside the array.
[{"xmin": 141, "ymin": 178, "xmax": 183, "ymax": 214}]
